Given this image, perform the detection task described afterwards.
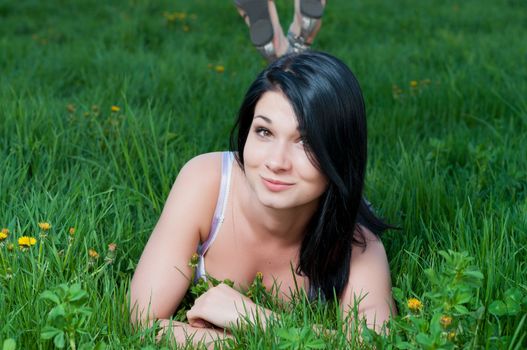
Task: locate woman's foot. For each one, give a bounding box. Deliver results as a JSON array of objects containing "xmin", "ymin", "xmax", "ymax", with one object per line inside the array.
[
  {"xmin": 235, "ymin": 0, "xmax": 290, "ymax": 62},
  {"xmin": 287, "ymin": 0, "xmax": 326, "ymax": 52}
]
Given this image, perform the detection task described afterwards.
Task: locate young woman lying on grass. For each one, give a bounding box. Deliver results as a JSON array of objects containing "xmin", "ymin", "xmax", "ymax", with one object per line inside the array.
[{"xmin": 130, "ymin": 51, "xmax": 396, "ymax": 347}]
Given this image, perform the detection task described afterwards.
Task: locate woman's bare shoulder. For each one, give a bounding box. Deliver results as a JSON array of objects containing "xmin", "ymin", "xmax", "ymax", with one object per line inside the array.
[
  {"xmin": 350, "ymin": 226, "xmax": 390, "ymax": 279},
  {"xmin": 170, "ymin": 152, "xmax": 224, "ymax": 234},
  {"xmin": 342, "ymin": 226, "xmax": 395, "ymax": 327},
  {"xmin": 178, "ymin": 152, "xmax": 223, "ymax": 179}
]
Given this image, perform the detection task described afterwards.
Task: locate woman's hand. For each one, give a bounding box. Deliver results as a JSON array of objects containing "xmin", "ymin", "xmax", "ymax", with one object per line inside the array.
[
  {"xmin": 157, "ymin": 319, "xmax": 233, "ymax": 349},
  {"xmin": 187, "ymin": 283, "xmax": 271, "ymax": 329}
]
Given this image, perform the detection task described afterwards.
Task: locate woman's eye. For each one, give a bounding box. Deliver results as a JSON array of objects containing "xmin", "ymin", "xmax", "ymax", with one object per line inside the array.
[
  {"xmin": 255, "ymin": 127, "xmax": 271, "ymax": 137},
  {"xmin": 298, "ymin": 136, "xmax": 309, "ymax": 147}
]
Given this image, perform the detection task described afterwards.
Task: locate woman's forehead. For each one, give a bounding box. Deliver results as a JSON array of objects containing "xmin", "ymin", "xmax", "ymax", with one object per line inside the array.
[
  {"xmin": 253, "ymin": 93, "xmax": 301, "ymax": 131},
  {"xmin": 254, "ymin": 91, "xmax": 297, "ymax": 120}
]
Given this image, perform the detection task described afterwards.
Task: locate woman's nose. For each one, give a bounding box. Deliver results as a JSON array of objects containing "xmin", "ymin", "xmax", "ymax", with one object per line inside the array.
[{"xmin": 265, "ymin": 143, "xmax": 292, "ymax": 172}]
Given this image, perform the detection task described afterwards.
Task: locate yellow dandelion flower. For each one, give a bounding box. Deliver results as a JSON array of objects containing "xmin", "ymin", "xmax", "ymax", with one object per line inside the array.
[
  {"xmin": 214, "ymin": 65, "xmax": 225, "ymax": 73},
  {"xmin": 0, "ymin": 230, "xmax": 8, "ymax": 241},
  {"xmin": 111, "ymin": 105, "xmax": 120, "ymax": 113},
  {"xmin": 410, "ymin": 80, "xmax": 418, "ymax": 88},
  {"xmin": 1, "ymin": 228, "xmax": 8, "ymax": 235},
  {"xmin": 440, "ymin": 315, "xmax": 453, "ymax": 328},
  {"xmin": 38, "ymin": 222, "xmax": 51, "ymax": 231},
  {"xmin": 447, "ymin": 331, "xmax": 456, "ymax": 341},
  {"xmin": 407, "ymin": 298, "xmax": 423, "ymax": 312},
  {"xmin": 69, "ymin": 227, "xmax": 76, "ymax": 235},
  {"xmin": 88, "ymin": 249, "xmax": 99, "ymax": 259},
  {"xmin": 18, "ymin": 236, "xmax": 37, "ymax": 248},
  {"xmin": 256, "ymin": 271, "xmax": 263, "ymax": 280}
]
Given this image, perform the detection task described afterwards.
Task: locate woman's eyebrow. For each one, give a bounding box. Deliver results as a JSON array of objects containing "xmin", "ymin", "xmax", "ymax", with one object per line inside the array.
[
  {"xmin": 254, "ymin": 115, "xmax": 302, "ymax": 132},
  {"xmin": 254, "ymin": 115, "xmax": 272, "ymax": 123}
]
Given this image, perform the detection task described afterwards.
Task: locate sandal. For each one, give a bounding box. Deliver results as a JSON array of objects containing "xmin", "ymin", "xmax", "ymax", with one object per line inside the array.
[
  {"xmin": 288, "ymin": 0, "xmax": 325, "ymax": 52},
  {"xmin": 235, "ymin": 0, "xmax": 281, "ymax": 62}
]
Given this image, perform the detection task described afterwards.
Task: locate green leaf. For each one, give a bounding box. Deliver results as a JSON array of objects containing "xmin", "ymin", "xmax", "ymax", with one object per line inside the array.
[
  {"xmin": 93, "ymin": 341, "xmax": 108, "ymax": 350},
  {"xmin": 2, "ymin": 338, "xmax": 16, "ymax": 350},
  {"xmin": 53, "ymin": 331, "xmax": 66, "ymax": 349},
  {"xmin": 473, "ymin": 305, "xmax": 486, "ymax": 320},
  {"xmin": 437, "ymin": 250, "xmax": 452, "ymax": 262},
  {"xmin": 429, "ymin": 313, "xmax": 442, "ymax": 336},
  {"xmin": 69, "ymin": 285, "xmax": 88, "ymax": 304},
  {"xmin": 453, "ymin": 304, "xmax": 469, "ymax": 315},
  {"xmin": 463, "ymin": 270, "xmax": 484, "ymax": 281},
  {"xmin": 277, "ymin": 328, "xmax": 297, "ymax": 342},
  {"xmin": 455, "ymin": 291, "xmax": 473, "ymax": 304},
  {"xmin": 505, "ymin": 298, "xmax": 521, "ymax": 315},
  {"xmin": 48, "ymin": 304, "xmax": 66, "ymax": 321},
  {"xmin": 503, "ymin": 287, "xmax": 524, "ymax": 314},
  {"xmin": 306, "ymin": 339, "xmax": 326, "ymax": 349},
  {"xmin": 416, "ymin": 333, "xmax": 434, "ymax": 348},
  {"xmin": 394, "ymin": 341, "xmax": 415, "ymax": 349},
  {"xmin": 504, "ymin": 288, "xmax": 522, "ymax": 302},
  {"xmin": 41, "ymin": 326, "xmax": 62, "ymax": 340},
  {"xmin": 39, "ymin": 291, "xmax": 60, "ymax": 305},
  {"xmin": 489, "ymin": 300, "xmax": 507, "ymax": 316}
]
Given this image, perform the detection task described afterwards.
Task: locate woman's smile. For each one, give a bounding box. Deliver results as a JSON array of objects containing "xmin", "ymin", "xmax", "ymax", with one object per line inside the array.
[{"xmin": 261, "ymin": 176, "xmax": 295, "ymax": 192}]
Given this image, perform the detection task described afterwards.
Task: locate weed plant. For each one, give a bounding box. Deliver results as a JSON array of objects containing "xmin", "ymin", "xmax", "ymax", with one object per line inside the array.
[{"xmin": 1, "ymin": 0, "xmax": 526, "ymax": 348}]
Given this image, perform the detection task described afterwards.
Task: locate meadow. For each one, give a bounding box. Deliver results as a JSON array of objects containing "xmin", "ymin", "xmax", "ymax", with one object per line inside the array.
[{"xmin": 0, "ymin": 0, "xmax": 526, "ymax": 348}]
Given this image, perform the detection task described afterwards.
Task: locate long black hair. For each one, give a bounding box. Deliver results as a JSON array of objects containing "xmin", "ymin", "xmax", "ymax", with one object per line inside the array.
[{"xmin": 230, "ymin": 51, "xmax": 392, "ymax": 300}]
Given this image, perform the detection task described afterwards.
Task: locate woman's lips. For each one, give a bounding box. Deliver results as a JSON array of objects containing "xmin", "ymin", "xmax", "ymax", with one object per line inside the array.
[{"xmin": 261, "ymin": 177, "xmax": 294, "ymax": 192}]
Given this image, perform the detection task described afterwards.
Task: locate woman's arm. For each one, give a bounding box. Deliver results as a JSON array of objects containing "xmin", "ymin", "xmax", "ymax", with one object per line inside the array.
[
  {"xmin": 341, "ymin": 227, "xmax": 396, "ymax": 331},
  {"xmin": 129, "ymin": 153, "xmax": 222, "ymax": 324}
]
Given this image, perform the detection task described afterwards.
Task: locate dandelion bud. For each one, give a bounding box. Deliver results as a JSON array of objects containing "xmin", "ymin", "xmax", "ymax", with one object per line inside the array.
[
  {"xmin": 88, "ymin": 249, "xmax": 99, "ymax": 259},
  {"xmin": 188, "ymin": 253, "xmax": 200, "ymax": 268},
  {"xmin": 38, "ymin": 222, "xmax": 51, "ymax": 231},
  {"xmin": 440, "ymin": 315, "xmax": 453, "ymax": 328}
]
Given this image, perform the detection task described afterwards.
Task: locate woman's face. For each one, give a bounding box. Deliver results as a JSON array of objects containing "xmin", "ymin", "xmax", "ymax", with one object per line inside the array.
[{"xmin": 243, "ymin": 91, "xmax": 328, "ymax": 211}]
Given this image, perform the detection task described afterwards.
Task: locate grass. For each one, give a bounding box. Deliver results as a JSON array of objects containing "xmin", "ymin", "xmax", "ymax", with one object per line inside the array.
[{"xmin": 1, "ymin": 0, "xmax": 526, "ymax": 348}]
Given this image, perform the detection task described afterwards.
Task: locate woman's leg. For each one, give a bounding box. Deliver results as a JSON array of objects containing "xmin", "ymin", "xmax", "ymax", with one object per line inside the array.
[{"xmin": 287, "ymin": 0, "xmax": 326, "ymax": 52}]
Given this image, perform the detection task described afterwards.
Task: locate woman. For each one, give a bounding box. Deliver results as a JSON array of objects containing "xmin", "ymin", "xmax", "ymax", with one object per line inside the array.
[{"xmin": 130, "ymin": 51, "xmax": 396, "ymax": 347}]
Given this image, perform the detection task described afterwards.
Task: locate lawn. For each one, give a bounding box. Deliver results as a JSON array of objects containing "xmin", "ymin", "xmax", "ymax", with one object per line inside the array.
[{"xmin": 0, "ymin": 0, "xmax": 526, "ymax": 348}]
